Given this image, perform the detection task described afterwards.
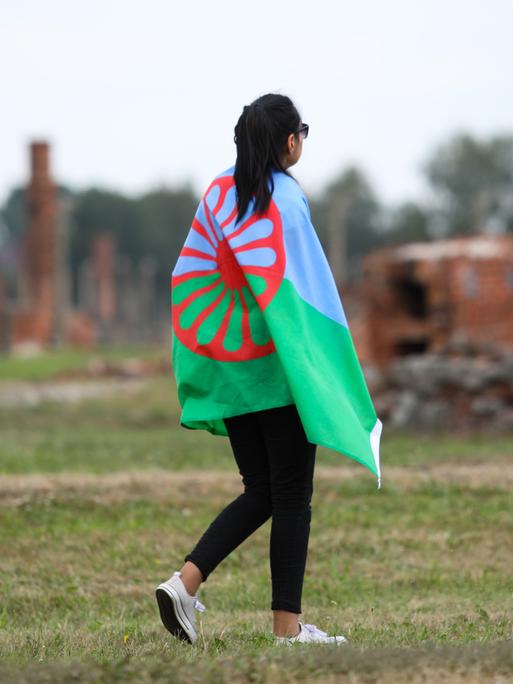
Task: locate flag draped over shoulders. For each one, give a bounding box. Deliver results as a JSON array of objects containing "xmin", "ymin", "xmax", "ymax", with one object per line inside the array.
[{"xmin": 171, "ymin": 164, "xmax": 383, "ymax": 485}]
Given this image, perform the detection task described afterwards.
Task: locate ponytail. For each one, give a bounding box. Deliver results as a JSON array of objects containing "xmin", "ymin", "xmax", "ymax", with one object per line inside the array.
[{"xmin": 233, "ymin": 93, "xmax": 301, "ymax": 223}]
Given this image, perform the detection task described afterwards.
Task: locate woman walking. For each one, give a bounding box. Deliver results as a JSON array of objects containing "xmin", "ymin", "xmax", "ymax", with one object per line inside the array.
[{"xmin": 156, "ymin": 93, "xmax": 382, "ymax": 646}]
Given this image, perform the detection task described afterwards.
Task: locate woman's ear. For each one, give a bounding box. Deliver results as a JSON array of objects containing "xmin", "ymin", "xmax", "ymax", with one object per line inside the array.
[{"xmin": 287, "ymin": 132, "xmax": 295, "ymax": 154}]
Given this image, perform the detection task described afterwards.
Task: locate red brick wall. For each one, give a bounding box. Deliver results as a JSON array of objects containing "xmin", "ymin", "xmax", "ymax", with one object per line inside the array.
[{"xmin": 354, "ymin": 235, "xmax": 513, "ymax": 368}]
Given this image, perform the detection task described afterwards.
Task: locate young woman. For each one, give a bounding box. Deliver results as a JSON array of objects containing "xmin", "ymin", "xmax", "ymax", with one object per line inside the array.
[{"xmin": 155, "ymin": 93, "xmax": 378, "ymax": 646}]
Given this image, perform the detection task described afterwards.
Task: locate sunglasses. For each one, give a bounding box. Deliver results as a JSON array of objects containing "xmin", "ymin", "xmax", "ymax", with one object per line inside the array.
[{"xmin": 297, "ymin": 123, "xmax": 309, "ymax": 140}]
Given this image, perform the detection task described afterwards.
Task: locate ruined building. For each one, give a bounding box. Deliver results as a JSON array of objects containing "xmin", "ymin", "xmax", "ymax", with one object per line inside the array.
[
  {"xmin": 350, "ymin": 234, "xmax": 513, "ymax": 369},
  {"xmin": 77, "ymin": 233, "xmax": 159, "ymax": 345},
  {"xmin": 1, "ymin": 141, "xmax": 163, "ymax": 352},
  {"xmin": 11, "ymin": 143, "xmax": 58, "ymax": 346}
]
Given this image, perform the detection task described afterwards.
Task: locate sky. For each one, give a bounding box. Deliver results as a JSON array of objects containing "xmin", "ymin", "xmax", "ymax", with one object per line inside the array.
[{"xmin": 1, "ymin": 0, "xmax": 513, "ymax": 209}]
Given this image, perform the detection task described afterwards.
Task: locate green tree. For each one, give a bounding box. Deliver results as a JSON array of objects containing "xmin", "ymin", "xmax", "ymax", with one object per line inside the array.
[
  {"xmin": 382, "ymin": 202, "xmax": 432, "ymax": 246},
  {"xmin": 137, "ymin": 184, "xmax": 199, "ymax": 305},
  {"xmin": 2, "ymin": 185, "xmax": 75, "ymax": 241},
  {"xmin": 311, "ymin": 166, "xmax": 383, "ymax": 283},
  {"xmin": 424, "ymin": 133, "xmax": 513, "ymax": 235}
]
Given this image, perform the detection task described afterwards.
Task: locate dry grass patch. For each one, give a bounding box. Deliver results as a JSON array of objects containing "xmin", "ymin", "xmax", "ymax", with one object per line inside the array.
[{"xmin": 2, "ymin": 460, "xmax": 513, "ymax": 508}]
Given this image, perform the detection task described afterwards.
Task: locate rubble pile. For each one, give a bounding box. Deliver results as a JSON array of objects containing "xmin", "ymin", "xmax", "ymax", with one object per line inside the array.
[{"xmin": 369, "ymin": 338, "xmax": 513, "ymax": 431}]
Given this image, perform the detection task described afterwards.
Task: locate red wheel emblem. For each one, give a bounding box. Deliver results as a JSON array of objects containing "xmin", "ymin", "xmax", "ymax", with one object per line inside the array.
[{"xmin": 171, "ymin": 175, "xmax": 285, "ymax": 361}]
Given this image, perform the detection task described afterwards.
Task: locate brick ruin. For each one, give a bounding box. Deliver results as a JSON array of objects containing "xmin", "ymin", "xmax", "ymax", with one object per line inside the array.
[
  {"xmin": 343, "ymin": 235, "xmax": 513, "ymax": 430},
  {"xmin": 1, "ymin": 141, "xmax": 162, "ymax": 352},
  {"xmin": 11, "ymin": 142, "xmax": 58, "ymax": 346},
  {"xmin": 348, "ymin": 234, "xmax": 513, "ymax": 369},
  {"xmin": 73, "ymin": 232, "xmax": 117, "ymax": 344},
  {"xmin": 92, "ymin": 233, "xmax": 117, "ymax": 324},
  {"xmin": 76, "ymin": 236, "xmax": 159, "ymax": 345}
]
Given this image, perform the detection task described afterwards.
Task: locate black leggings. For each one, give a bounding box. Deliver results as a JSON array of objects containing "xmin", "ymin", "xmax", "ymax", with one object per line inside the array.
[{"xmin": 184, "ymin": 403, "xmax": 317, "ymax": 614}]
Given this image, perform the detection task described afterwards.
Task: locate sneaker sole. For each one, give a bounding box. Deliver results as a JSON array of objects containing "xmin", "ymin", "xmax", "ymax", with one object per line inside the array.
[
  {"xmin": 275, "ymin": 640, "xmax": 347, "ymax": 645},
  {"xmin": 155, "ymin": 583, "xmax": 196, "ymax": 644},
  {"xmin": 275, "ymin": 637, "xmax": 348, "ymax": 646}
]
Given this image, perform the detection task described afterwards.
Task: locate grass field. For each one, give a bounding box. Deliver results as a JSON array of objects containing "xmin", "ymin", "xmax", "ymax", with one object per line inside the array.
[
  {"xmin": 1, "ymin": 348, "xmax": 512, "ymax": 682},
  {"xmin": 0, "ymin": 344, "xmax": 164, "ymax": 382}
]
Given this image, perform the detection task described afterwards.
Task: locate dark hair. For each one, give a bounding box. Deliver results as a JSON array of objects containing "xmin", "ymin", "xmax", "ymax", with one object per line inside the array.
[{"xmin": 233, "ymin": 93, "xmax": 301, "ymax": 223}]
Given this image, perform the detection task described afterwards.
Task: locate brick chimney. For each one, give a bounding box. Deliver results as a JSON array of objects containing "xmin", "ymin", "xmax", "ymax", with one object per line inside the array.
[{"xmin": 12, "ymin": 141, "xmax": 58, "ymax": 346}]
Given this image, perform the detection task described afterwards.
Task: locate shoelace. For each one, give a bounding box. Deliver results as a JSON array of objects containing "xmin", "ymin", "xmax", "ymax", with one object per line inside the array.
[{"xmin": 193, "ymin": 598, "xmax": 206, "ymax": 612}]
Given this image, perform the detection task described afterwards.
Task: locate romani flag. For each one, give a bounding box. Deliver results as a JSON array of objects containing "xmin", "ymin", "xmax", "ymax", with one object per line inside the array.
[{"xmin": 171, "ymin": 165, "xmax": 383, "ymax": 486}]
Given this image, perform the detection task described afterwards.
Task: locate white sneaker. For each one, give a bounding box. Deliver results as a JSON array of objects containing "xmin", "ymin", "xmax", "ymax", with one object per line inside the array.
[
  {"xmin": 155, "ymin": 570, "xmax": 206, "ymax": 644},
  {"xmin": 275, "ymin": 621, "xmax": 348, "ymax": 645}
]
